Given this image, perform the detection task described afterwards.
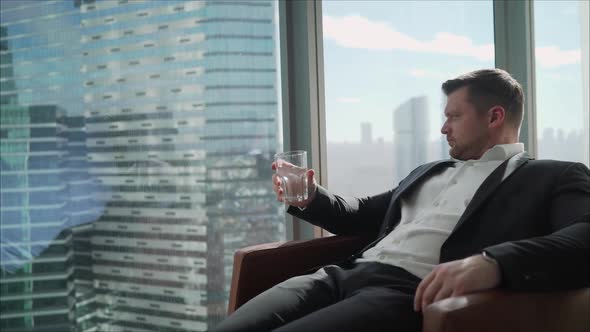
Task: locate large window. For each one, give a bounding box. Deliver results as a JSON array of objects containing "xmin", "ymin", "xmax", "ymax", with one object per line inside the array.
[
  {"xmin": 322, "ymin": 0, "xmax": 495, "ymax": 196},
  {"xmin": 534, "ymin": 0, "xmax": 589, "ymax": 166},
  {"xmin": 0, "ymin": 1, "xmax": 284, "ymax": 331},
  {"xmin": 3, "ymin": 1, "xmax": 588, "ymax": 330}
]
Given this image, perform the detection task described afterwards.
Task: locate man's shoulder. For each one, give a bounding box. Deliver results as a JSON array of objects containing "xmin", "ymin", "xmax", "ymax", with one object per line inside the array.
[
  {"xmin": 525, "ymin": 158, "xmax": 588, "ymax": 169},
  {"xmin": 520, "ymin": 159, "xmax": 590, "ymax": 177}
]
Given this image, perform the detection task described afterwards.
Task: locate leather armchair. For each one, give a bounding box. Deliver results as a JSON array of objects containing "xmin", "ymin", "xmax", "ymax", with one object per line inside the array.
[{"xmin": 227, "ymin": 235, "xmax": 590, "ymax": 332}]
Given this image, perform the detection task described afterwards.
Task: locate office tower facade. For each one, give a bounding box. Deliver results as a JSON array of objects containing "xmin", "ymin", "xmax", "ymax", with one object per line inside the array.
[
  {"xmin": 1, "ymin": 1, "xmax": 284, "ymax": 331},
  {"xmin": 0, "ymin": 105, "xmax": 75, "ymax": 332},
  {"xmin": 65, "ymin": 115, "xmax": 104, "ymax": 332},
  {"xmin": 80, "ymin": 2, "xmax": 210, "ymax": 330},
  {"xmin": 1, "ymin": 110, "xmax": 101, "ymax": 332},
  {"xmin": 1, "ymin": 26, "xmax": 17, "ymax": 105},
  {"xmin": 392, "ymin": 96, "xmax": 429, "ymax": 182}
]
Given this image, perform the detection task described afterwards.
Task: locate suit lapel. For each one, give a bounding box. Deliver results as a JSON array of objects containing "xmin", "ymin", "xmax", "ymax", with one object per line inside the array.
[
  {"xmin": 389, "ymin": 160, "xmax": 456, "ymax": 205},
  {"xmin": 381, "ymin": 159, "xmax": 455, "ymax": 232},
  {"xmin": 452, "ymin": 153, "xmax": 531, "ymax": 233}
]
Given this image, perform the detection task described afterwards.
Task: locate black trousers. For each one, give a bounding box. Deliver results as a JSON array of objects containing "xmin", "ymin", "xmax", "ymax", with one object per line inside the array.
[{"xmin": 212, "ymin": 262, "xmax": 423, "ymax": 332}]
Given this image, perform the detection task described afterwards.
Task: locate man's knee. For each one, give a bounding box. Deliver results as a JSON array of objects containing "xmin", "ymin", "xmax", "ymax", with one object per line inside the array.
[
  {"xmin": 276, "ymin": 268, "xmax": 330, "ymax": 291},
  {"xmin": 212, "ymin": 269, "xmax": 334, "ymax": 331}
]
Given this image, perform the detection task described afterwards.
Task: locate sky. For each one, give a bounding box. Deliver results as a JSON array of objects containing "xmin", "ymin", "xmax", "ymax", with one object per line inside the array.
[{"xmin": 321, "ymin": 0, "xmax": 587, "ymax": 144}]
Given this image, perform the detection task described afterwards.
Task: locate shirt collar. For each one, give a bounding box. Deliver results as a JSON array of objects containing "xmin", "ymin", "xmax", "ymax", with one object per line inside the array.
[{"xmin": 453, "ymin": 143, "xmax": 525, "ymax": 163}]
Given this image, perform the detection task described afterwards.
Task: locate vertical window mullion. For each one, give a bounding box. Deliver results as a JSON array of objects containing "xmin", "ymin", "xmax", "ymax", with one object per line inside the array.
[
  {"xmin": 280, "ymin": 0, "xmax": 326, "ymax": 240},
  {"xmin": 493, "ymin": 0, "xmax": 538, "ymax": 157}
]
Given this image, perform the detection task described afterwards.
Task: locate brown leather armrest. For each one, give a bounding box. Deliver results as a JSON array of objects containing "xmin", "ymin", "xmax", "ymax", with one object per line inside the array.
[
  {"xmin": 422, "ymin": 288, "xmax": 590, "ymax": 332},
  {"xmin": 227, "ymin": 235, "xmax": 371, "ymax": 314}
]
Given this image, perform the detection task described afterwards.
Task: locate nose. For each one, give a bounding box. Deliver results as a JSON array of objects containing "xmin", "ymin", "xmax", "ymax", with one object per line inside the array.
[{"xmin": 441, "ymin": 120, "xmax": 449, "ymax": 135}]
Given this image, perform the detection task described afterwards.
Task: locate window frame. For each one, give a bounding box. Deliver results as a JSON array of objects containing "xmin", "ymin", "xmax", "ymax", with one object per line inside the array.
[{"xmin": 281, "ymin": 0, "xmax": 577, "ymax": 239}]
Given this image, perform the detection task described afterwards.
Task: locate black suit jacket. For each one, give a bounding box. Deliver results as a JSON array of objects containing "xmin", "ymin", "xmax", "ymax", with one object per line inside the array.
[{"xmin": 289, "ymin": 155, "xmax": 590, "ymax": 291}]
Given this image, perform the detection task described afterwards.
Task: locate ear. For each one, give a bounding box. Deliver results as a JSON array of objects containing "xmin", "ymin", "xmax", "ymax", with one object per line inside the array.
[{"xmin": 488, "ymin": 106, "xmax": 506, "ymax": 128}]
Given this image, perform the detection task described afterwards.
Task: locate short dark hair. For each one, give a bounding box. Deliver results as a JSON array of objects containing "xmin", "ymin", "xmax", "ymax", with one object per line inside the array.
[{"xmin": 441, "ymin": 69, "xmax": 524, "ymax": 128}]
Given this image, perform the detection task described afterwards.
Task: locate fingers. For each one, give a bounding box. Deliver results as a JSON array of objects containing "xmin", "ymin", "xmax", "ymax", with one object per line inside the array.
[
  {"xmin": 307, "ymin": 169, "xmax": 316, "ymax": 188},
  {"xmin": 420, "ymin": 278, "xmax": 443, "ymax": 312},
  {"xmin": 433, "ymin": 286, "xmax": 453, "ymax": 303},
  {"xmin": 271, "ymin": 173, "xmax": 283, "ymax": 202},
  {"xmin": 414, "ymin": 260, "xmax": 474, "ymax": 312},
  {"xmin": 274, "ymin": 159, "xmax": 297, "ymax": 169},
  {"xmin": 414, "ymin": 271, "xmax": 435, "ymax": 311},
  {"xmin": 271, "ymin": 163, "xmax": 317, "ymax": 206}
]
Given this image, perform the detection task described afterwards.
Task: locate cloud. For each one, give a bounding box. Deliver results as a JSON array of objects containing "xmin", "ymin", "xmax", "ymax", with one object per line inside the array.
[
  {"xmin": 323, "ymin": 14, "xmax": 583, "ymax": 69},
  {"xmin": 409, "ymin": 69, "xmax": 427, "ymax": 77},
  {"xmin": 535, "ymin": 46, "xmax": 581, "ymax": 68},
  {"xmin": 323, "ymin": 15, "xmax": 494, "ymax": 61},
  {"xmin": 336, "ymin": 97, "xmax": 361, "ymax": 104},
  {"xmin": 408, "ymin": 68, "xmax": 477, "ymax": 80},
  {"xmin": 409, "ymin": 69, "xmax": 449, "ymax": 79}
]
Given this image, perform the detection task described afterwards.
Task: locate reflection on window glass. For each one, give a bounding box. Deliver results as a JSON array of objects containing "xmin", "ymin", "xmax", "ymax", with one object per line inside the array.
[
  {"xmin": 0, "ymin": 0, "xmax": 284, "ymax": 331},
  {"xmin": 322, "ymin": 0, "xmax": 494, "ymax": 196},
  {"xmin": 534, "ymin": 0, "xmax": 589, "ymax": 166}
]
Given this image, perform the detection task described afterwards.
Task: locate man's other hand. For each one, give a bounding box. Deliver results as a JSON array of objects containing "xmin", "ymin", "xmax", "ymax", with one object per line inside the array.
[
  {"xmin": 413, "ymin": 254, "xmax": 501, "ymax": 312},
  {"xmin": 271, "ymin": 162, "xmax": 317, "ymax": 208}
]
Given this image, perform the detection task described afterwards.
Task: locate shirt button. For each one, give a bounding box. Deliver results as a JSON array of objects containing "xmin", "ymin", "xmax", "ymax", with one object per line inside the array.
[
  {"xmin": 433, "ymin": 201, "xmax": 439, "ymax": 207},
  {"xmin": 450, "ymin": 179, "xmax": 457, "ymax": 185}
]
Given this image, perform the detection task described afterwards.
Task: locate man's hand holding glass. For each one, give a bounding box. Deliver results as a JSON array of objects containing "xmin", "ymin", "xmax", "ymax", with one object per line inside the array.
[{"xmin": 272, "ymin": 150, "xmax": 317, "ymax": 208}]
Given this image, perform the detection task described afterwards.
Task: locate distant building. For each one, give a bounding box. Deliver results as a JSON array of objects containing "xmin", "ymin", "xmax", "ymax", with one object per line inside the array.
[
  {"xmin": 392, "ymin": 96, "xmax": 429, "ymax": 181},
  {"xmin": 360, "ymin": 122, "xmax": 373, "ymax": 145}
]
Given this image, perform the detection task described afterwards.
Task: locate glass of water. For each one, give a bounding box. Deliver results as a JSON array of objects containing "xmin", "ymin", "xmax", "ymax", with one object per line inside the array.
[{"xmin": 274, "ymin": 150, "xmax": 308, "ymax": 203}]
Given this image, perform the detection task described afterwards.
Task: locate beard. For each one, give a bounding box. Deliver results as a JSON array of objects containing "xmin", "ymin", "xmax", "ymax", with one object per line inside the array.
[{"xmin": 448, "ymin": 143, "xmax": 470, "ymax": 160}]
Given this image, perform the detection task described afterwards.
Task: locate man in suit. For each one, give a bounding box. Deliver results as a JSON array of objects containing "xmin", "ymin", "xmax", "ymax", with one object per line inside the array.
[{"xmin": 213, "ymin": 68, "xmax": 590, "ymax": 332}]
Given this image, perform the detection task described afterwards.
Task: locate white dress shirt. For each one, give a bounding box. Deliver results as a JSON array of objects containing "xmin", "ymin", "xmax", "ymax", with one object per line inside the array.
[{"xmin": 357, "ymin": 143, "xmax": 525, "ymax": 279}]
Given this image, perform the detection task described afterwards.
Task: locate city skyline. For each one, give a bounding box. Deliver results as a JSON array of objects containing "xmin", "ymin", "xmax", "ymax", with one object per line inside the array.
[{"xmin": 322, "ymin": 0, "xmax": 588, "ymax": 163}]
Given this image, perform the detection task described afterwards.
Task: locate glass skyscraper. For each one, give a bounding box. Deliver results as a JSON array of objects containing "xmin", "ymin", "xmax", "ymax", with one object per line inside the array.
[
  {"xmin": 1, "ymin": 1, "xmax": 284, "ymax": 331},
  {"xmin": 1, "ymin": 104, "xmax": 75, "ymax": 332},
  {"xmin": 392, "ymin": 96, "xmax": 429, "ymax": 182}
]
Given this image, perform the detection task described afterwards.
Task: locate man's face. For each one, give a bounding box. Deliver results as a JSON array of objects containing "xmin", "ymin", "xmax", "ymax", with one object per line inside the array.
[{"xmin": 441, "ymin": 86, "xmax": 490, "ymax": 160}]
